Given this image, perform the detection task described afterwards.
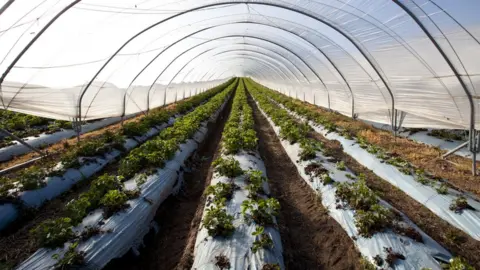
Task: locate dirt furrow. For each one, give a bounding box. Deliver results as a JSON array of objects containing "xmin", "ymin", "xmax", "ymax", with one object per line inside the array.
[
  {"xmin": 248, "ymin": 95, "xmax": 361, "ymax": 270},
  {"xmin": 307, "ymin": 128, "xmax": 480, "ymax": 269},
  {"xmin": 104, "ymin": 93, "xmax": 233, "ymax": 270}
]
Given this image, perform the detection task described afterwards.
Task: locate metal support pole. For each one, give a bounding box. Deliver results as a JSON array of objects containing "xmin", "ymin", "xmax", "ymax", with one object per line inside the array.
[
  {"xmin": 393, "ymin": 109, "xmax": 398, "ymax": 138},
  {"xmin": 473, "ymin": 152, "xmax": 477, "ymax": 176},
  {"xmin": 469, "ymin": 130, "xmax": 479, "ymax": 175},
  {"xmin": 0, "ymin": 0, "xmax": 15, "ymax": 16},
  {"xmin": 393, "ymin": 0, "xmax": 476, "ymax": 175},
  {"xmin": 442, "ymin": 141, "xmax": 469, "ymax": 159},
  {"xmin": 0, "ymin": 128, "xmax": 46, "ymax": 156},
  {"xmin": 73, "ymin": 117, "xmax": 82, "ymax": 142}
]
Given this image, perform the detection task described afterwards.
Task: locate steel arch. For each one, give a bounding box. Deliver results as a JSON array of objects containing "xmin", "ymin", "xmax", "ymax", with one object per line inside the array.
[{"xmin": 140, "ymin": 34, "xmax": 329, "ymax": 114}]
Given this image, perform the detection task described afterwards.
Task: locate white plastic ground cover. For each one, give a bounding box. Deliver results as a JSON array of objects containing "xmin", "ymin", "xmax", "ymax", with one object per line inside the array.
[
  {"xmin": 15, "ymin": 96, "xmax": 230, "ymax": 270},
  {"xmin": 0, "ymin": 115, "xmax": 138, "ymax": 162},
  {"xmin": 192, "ymin": 151, "xmax": 284, "ymax": 270},
  {"xmin": 280, "ymin": 104, "xmax": 480, "ymax": 241},
  {"xmin": 365, "ymin": 121, "xmax": 471, "ymax": 159},
  {"xmin": 255, "ymin": 100, "xmax": 452, "ymax": 269},
  {"xmin": 0, "ymin": 118, "xmax": 174, "ymax": 231}
]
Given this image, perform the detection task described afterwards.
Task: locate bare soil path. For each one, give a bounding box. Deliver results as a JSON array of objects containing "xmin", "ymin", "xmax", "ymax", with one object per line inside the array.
[
  {"xmin": 248, "ymin": 94, "xmax": 361, "ymax": 270},
  {"xmin": 104, "ymin": 94, "xmax": 233, "ymax": 270}
]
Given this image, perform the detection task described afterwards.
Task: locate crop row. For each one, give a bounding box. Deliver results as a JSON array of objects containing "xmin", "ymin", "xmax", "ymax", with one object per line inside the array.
[
  {"xmin": 0, "ymin": 110, "xmax": 73, "ymax": 148},
  {"xmin": 193, "ymin": 79, "xmax": 284, "ymax": 269},
  {"xmin": 257, "ymin": 84, "xmax": 479, "ymax": 198},
  {"xmin": 16, "ymin": 80, "xmax": 238, "ymax": 269},
  {"xmin": 248, "ymin": 80, "xmax": 480, "ymax": 244},
  {"xmin": 0, "ymin": 79, "xmax": 235, "ymax": 197},
  {"xmin": 0, "ymin": 78, "xmax": 236, "ymax": 233},
  {"xmin": 244, "ymin": 79, "xmax": 475, "ymax": 269}
]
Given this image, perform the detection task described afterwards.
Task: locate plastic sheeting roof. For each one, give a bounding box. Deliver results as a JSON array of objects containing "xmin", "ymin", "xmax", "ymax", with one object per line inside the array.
[{"xmin": 1, "ymin": 0, "xmax": 479, "ymax": 128}]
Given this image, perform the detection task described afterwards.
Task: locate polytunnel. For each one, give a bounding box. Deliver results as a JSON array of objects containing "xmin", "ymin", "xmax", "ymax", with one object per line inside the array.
[
  {"xmin": 1, "ymin": 0, "xmax": 479, "ymax": 124},
  {"xmin": 3, "ymin": 1, "xmax": 480, "ymax": 269},
  {"xmin": 0, "ymin": 0, "xmax": 480, "ymax": 146}
]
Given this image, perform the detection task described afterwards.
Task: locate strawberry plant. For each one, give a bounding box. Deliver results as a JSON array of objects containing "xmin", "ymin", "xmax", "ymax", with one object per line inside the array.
[
  {"xmin": 335, "ymin": 176, "xmax": 378, "ymax": 211},
  {"xmin": 52, "ymin": 242, "xmax": 85, "ymax": 269},
  {"xmin": 355, "ymin": 204, "xmax": 394, "ymax": 237},
  {"xmin": 445, "ymin": 257, "xmax": 475, "ymax": 270},
  {"xmin": 118, "ymin": 150, "xmax": 143, "ymax": 179},
  {"xmin": 246, "ymin": 170, "xmax": 266, "ymax": 197},
  {"xmin": 279, "ymin": 120, "xmax": 308, "ymax": 144},
  {"xmin": 321, "ymin": 173, "xmax": 334, "ymax": 185},
  {"xmin": 336, "ymin": 161, "xmax": 346, "ymax": 171},
  {"xmin": 449, "ymin": 196, "xmax": 471, "ymax": 213},
  {"xmin": 262, "ymin": 264, "xmax": 281, "ymax": 270},
  {"xmin": 205, "ymin": 182, "xmax": 237, "ymax": 202},
  {"xmin": 335, "ymin": 174, "xmax": 395, "ymax": 237},
  {"xmin": 202, "ymin": 204, "xmax": 235, "ymax": 237},
  {"xmin": 30, "ymin": 217, "xmax": 74, "ymax": 248},
  {"xmin": 100, "ymin": 189, "xmax": 129, "ymax": 217},
  {"xmin": 212, "ymin": 157, "xmax": 243, "ymax": 178},
  {"xmin": 241, "ymin": 198, "xmax": 280, "ymax": 226},
  {"xmin": 66, "ymin": 196, "xmax": 91, "ymax": 224},
  {"xmin": 251, "ymin": 226, "xmax": 274, "ymax": 253},
  {"xmin": 299, "ymin": 139, "xmax": 321, "ymax": 161},
  {"xmin": 91, "ymin": 174, "xmax": 122, "ymax": 196},
  {"xmin": 242, "ymin": 129, "xmax": 258, "ymax": 150},
  {"xmin": 222, "ymin": 80, "xmax": 258, "ymax": 154},
  {"xmin": 436, "ymin": 183, "xmax": 448, "ymax": 195},
  {"xmin": 18, "ymin": 166, "xmax": 47, "ymax": 191},
  {"xmin": 222, "ymin": 126, "xmax": 243, "ymax": 154}
]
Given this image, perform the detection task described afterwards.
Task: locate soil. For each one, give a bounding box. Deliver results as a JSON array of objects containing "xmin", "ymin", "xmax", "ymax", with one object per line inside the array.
[
  {"xmin": 300, "ymin": 101, "xmax": 480, "ymax": 197},
  {"xmin": 0, "ymin": 156, "xmax": 122, "ymax": 268},
  {"xmin": 0, "ymin": 102, "xmax": 181, "ymax": 171},
  {"xmin": 0, "ymin": 102, "xmax": 186, "ymax": 268},
  {"xmin": 248, "ymin": 94, "xmax": 361, "ymax": 270},
  {"xmin": 103, "ymin": 92, "xmax": 233, "ymax": 270},
  {"xmin": 307, "ymin": 126, "xmax": 480, "ymax": 268}
]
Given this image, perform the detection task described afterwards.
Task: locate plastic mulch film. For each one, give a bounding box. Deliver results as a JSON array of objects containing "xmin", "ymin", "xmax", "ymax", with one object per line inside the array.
[
  {"xmin": 15, "ymin": 96, "xmax": 229, "ymax": 270},
  {"xmin": 255, "ymin": 98, "xmax": 452, "ymax": 269},
  {"xmin": 1, "ymin": 1, "xmax": 480, "ymax": 128}
]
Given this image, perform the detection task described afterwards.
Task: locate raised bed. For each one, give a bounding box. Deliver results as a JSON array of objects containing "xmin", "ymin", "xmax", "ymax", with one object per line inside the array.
[
  {"xmin": 247, "ymin": 81, "xmax": 454, "ymax": 269},
  {"xmin": 365, "ymin": 122, "xmax": 471, "ymax": 158},
  {"xmin": 15, "ymin": 81, "xmax": 236, "ymax": 270},
  {"xmin": 260, "ymin": 85, "xmax": 480, "ymax": 242},
  {"xmin": 0, "ymin": 116, "xmax": 134, "ymax": 162},
  {"xmin": 0, "ymin": 79, "xmax": 236, "ymax": 232},
  {"xmin": 192, "ymin": 80, "xmax": 284, "ymax": 270}
]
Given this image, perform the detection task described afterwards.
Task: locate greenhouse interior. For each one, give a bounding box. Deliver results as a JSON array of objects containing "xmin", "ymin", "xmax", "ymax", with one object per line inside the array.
[{"xmin": 0, "ymin": 0, "xmax": 480, "ymax": 269}]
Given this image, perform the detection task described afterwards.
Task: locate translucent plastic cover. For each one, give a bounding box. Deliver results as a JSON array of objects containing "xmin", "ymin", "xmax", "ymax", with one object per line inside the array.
[{"xmin": 1, "ymin": 0, "xmax": 479, "ymax": 128}]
